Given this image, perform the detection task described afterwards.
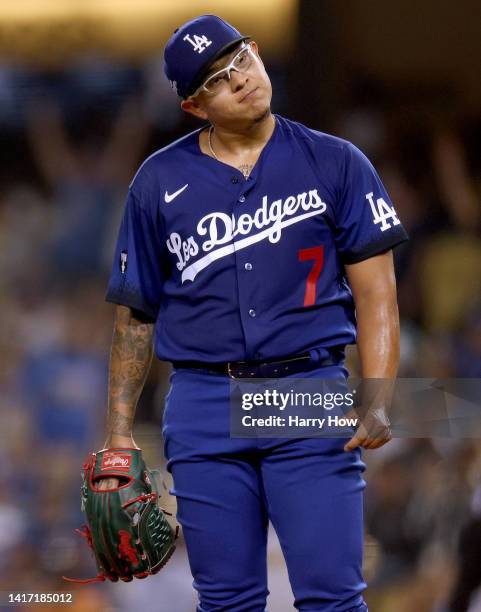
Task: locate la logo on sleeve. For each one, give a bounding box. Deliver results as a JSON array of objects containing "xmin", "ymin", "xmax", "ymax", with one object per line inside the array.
[{"xmin": 366, "ymin": 192, "xmax": 400, "ymax": 232}]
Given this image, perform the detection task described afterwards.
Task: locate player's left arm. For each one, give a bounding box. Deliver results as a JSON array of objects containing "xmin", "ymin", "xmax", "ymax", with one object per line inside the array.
[{"xmin": 343, "ymin": 249, "xmax": 399, "ymax": 450}]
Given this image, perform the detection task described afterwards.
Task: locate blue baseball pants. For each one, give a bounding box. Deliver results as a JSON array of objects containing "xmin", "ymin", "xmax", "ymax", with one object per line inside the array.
[{"xmin": 162, "ymin": 363, "xmax": 368, "ymax": 612}]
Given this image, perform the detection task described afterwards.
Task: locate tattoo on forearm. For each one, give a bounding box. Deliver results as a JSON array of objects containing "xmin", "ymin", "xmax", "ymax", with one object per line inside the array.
[
  {"xmin": 110, "ymin": 411, "xmax": 134, "ymax": 436},
  {"xmin": 107, "ymin": 313, "xmax": 153, "ymax": 438}
]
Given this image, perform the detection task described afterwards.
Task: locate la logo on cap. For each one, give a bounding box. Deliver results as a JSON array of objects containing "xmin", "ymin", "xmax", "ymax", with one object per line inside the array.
[{"xmin": 183, "ymin": 33, "xmax": 213, "ymax": 54}]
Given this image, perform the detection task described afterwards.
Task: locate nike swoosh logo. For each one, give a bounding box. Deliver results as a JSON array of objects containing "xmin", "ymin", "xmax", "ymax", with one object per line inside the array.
[{"xmin": 164, "ymin": 184, "xmax": 188, "ymax": 203}]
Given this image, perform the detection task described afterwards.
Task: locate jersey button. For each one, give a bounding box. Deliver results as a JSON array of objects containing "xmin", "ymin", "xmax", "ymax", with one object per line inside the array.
[
  {"xmin": 244, "ymin": 262, "xmax": 253, "ymax": 271},
  {"xmin": 231, "ymin": 177, "xmax": 239, "ymax": 184},
  {"xmin": 239, "ymin": 195, "xmax": 246, "ymax": 203},
  {"xmin": 248, "ymin": 309, "xmax": 256, "ymax": 318}
]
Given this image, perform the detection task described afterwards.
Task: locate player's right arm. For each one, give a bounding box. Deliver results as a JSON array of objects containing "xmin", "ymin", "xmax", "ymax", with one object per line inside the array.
[
  {"xmin": 106, "ymin": 304, "xmax": 154, "ymax": 448},
  {"xmin": 98, "ymin": 304, "xmax": 154, "ymax": 490}
]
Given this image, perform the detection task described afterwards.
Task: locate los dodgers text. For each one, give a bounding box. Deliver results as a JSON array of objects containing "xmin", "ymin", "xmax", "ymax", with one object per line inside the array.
[{"xmin": 166, "ymin": 188, "xmax": 327, "ymax": 278}]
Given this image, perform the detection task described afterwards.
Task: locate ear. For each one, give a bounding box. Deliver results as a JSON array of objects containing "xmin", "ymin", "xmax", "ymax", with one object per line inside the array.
[
  {"xmin": 250, "ymin": 41, "xmax": 264, "ymax": 66},
  {"xmin": 181, "ymin": 97, "xmax": 208, "ymax": 121},
  {"xmin": 250, "ymin": 41, "xmax": 261, "ymax": 59}
]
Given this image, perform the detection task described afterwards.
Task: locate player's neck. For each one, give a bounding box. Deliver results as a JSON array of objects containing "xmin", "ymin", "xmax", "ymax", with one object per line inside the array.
[{"xmin": 208, "ymin": 111, "xmax": 275, "ymax": 158}]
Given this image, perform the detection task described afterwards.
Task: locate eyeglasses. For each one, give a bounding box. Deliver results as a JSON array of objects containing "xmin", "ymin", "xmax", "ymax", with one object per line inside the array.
[{"xmin": 191, "ymin": 42, "xmax": 256, "ymax": 97}]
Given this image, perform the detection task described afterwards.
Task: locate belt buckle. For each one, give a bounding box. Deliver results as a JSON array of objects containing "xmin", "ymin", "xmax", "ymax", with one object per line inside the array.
[
  {"xmin": 227, "ymin": 361, "xmax": 256, "ymax": 379},
  {"xmin": 227, "ymin": 362, "xmax": 238, "ymax": 379}
]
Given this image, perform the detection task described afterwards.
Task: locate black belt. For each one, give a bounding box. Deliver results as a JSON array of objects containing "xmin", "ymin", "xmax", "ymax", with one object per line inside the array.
[{"xmin": 172, "ymin": 351, "xmax": 339, "ymax": 379}]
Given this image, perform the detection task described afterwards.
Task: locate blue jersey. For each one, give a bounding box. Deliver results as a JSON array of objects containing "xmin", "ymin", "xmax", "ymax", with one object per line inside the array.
[{"xmin": 106, "ymin": 115, "xmax": 408, "ymax": 362}]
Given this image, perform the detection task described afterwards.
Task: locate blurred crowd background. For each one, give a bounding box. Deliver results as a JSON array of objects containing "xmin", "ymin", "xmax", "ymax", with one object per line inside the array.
[{"xmin": 1, "ymin": 1, "xmax": 481, "ymax": 611}]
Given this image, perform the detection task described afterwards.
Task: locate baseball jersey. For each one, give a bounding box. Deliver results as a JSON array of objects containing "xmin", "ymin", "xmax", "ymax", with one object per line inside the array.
[{"xmin": 106, "ymin": 115, "xmax": 408, "ymax": 362}]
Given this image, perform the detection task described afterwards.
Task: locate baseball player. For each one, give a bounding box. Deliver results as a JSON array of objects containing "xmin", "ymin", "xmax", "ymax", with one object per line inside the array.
[{"xmin": 102, "ymin": 15, "xmax": 408, "ymax": 612}]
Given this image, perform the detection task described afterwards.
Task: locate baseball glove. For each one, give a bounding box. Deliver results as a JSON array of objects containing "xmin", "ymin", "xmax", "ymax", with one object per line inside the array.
[{"xmin": 64, "ymin": 448, "xmax": 178, "ymax": 584}]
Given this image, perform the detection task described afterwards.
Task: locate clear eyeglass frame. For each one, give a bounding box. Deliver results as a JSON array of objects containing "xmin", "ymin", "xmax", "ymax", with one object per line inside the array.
[{"xmin": 190, "ymin": 42, "xmax": 256, "ymax": 97}]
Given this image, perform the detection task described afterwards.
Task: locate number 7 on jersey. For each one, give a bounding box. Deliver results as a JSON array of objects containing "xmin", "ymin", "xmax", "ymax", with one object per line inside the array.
[{"xmin": 298, "ymin": 246, "xmax": 324, "ymax": 307}]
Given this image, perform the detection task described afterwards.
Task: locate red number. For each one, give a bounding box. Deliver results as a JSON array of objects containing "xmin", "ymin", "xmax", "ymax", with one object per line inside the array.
[{"xmin": 298, "ymin": 246, "xmax": 324, "ymax": 307}]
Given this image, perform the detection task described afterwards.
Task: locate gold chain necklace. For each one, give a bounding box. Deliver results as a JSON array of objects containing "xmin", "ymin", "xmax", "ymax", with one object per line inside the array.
[{"xmin": 208, "ymin": 125, "xmax": 220, "ymax": 161}]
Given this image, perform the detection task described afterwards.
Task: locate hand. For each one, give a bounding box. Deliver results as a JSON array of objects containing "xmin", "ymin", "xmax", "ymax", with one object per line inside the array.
[
  {"xmin": 97, "ymin": 477, "xmax": 120, "ymax": 491},
  {"xmin": 343, "ymin": 406, "xmax": 392, "ymax": 451}
]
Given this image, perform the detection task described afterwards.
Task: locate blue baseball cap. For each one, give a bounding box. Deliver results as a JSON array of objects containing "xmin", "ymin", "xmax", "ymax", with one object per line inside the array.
[{"xmin": 164, "ymin": 15, "xmax": 249, "ymax": 99}]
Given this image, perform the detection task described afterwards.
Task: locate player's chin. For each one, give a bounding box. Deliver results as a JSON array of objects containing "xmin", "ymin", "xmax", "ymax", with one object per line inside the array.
[{"xmin": 239, "ymin": 97, "xmax": 271, "ymax": 122}]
